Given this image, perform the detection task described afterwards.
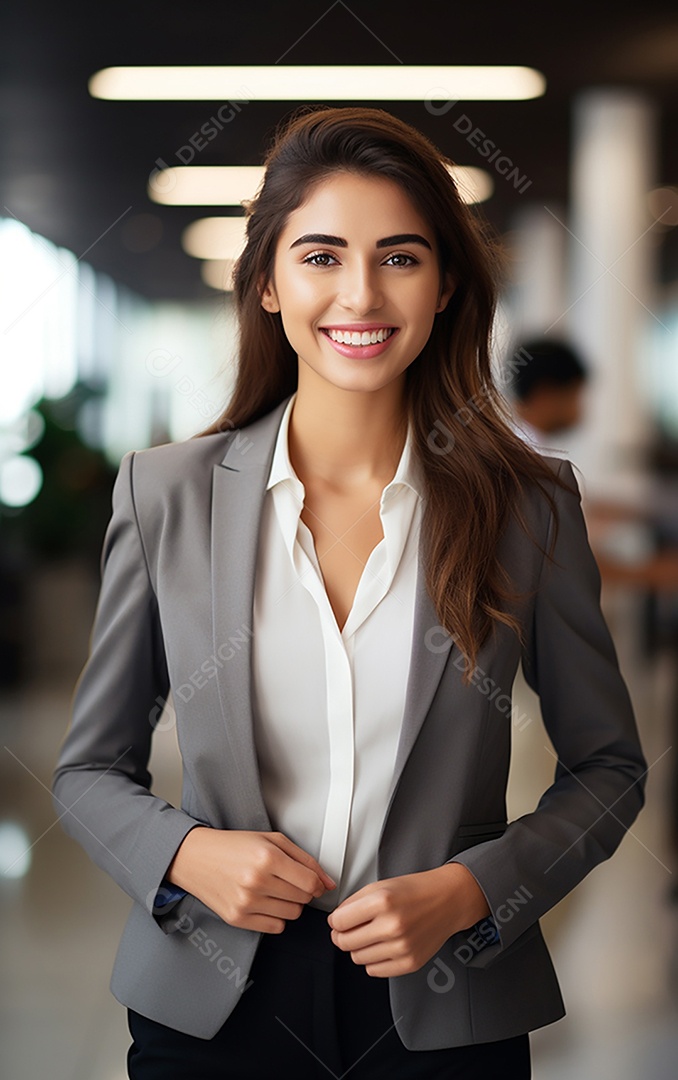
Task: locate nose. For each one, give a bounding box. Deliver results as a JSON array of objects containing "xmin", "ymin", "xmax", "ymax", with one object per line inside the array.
[{"xmin": 336, "ymin": 260, "xmax": 385, "ymax": 315}]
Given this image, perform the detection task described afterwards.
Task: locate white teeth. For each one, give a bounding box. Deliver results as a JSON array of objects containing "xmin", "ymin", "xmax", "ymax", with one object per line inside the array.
[{"xmin": 326, "ymin": 327, "xmax": 395, "ymax": 345}]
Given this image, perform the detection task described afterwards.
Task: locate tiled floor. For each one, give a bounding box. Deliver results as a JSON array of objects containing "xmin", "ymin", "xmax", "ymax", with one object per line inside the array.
[{"xmin": 1, "ymin": 582, "xmax": 677, "ymax": 1078}]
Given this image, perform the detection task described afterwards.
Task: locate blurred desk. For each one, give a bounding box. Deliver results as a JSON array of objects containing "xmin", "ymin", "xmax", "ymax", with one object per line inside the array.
[{"xmin": 593, "ymin": 549, "xmax": 678, "ymax": 589}]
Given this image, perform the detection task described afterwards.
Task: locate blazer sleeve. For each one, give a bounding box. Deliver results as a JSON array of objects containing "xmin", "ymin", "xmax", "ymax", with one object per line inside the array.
[
  {"xmin": 447, "ymin": 457, "xmax": 648, "ymax": 969},
  {"xmin": 51, "ymin": 450, "xmax": 205, "ymax": 923}
]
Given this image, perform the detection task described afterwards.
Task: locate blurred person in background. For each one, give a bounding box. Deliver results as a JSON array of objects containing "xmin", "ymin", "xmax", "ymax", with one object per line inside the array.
[
  {"xmin": 506, "ymin": 337, "xmax": 589, "ymax": 453},
  {"xmin": 52, "ymin": 106, "xmax": 646, "ymax": 1080}
]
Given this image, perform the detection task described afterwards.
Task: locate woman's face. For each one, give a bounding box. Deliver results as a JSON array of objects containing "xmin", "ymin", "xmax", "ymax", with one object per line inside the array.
[{"xmin": 259, "ymin": 171, "xmax": 456, "ymax": 393}]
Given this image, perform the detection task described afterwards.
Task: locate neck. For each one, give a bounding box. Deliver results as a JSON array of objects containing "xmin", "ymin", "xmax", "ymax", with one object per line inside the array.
[{"xmin": 287, "ymin": 375, "xmax": 409, "ymax": 494}]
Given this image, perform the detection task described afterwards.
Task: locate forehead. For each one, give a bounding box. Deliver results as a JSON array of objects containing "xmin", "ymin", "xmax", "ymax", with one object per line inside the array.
[{"xmin": 278, "ymin": 171, "xmax": 432, "ymax": 240}]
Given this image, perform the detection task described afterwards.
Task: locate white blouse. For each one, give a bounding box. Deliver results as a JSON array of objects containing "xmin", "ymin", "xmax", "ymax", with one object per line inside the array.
[{"xmin": 251, "ymin": 392, "xmax": 425, "ymax": 911}]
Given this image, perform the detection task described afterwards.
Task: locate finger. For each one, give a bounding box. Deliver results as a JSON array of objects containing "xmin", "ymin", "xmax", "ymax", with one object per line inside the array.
[
  {"xmin": 362, "ymin": 960, "xmax": 397, "ymax": 977},
  {"xmin": 253, "ymin": 895, "xmax": 307, "ymax": 922},
  {"xmin": 238, "ymin": 912, "xmax": 288, "ymax": 934},
  {"xmin": 265, "ymin": 852, "xmax": 329, "ymax": 900},
  {"xmin": 330, "ymin": 921, "xmax": 382, "ymax": 953},
  {"xmin": 345, "ymin": 941, "xmax": 395, "ymax": 966},
  {"xmin": 245, "ymin": 842, "xmax": 328, "ymax": 904},
  {"xmin": 328, "ymin": 897, "xmax": 376, "ymax": 931},
  {"xmin": 232, "ymin": 895, "xmax": 307, "ymax": 932},
  {"xmin": 266, "ymin": 833, "xmax": 336, "ymax": 891},
  {"xmin": 329, "ymin": 881, "xmax": 380, "ymax": 924},
  {"xmin": 264, "ymin": 873, "xmax": 327, "ymax": 904},
  {"xmin": 329, "ymin": 929, "xmax": 405, "ymax": 975},
  {"xmin": 268, "ymin": 832, "xmax": 337, "ymax": 889}
]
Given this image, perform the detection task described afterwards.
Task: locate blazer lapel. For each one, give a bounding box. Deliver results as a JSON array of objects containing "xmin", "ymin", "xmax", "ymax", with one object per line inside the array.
[{"xmin": 209, "ymin": 395, "xmax": 457, "ymax": 832}]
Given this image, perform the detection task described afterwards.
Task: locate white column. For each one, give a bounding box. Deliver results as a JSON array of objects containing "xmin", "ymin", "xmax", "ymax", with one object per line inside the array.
[
  {"xmin": 505, "ymin": 202, "xmax": 568, "ymax": 338},
  {"xmin": 493, "ymin": 204, "xmax": 568, "ymax": 391},
  {"xmin": 565, "ymin": 89, "xmax": 657, "ymax": 498}
]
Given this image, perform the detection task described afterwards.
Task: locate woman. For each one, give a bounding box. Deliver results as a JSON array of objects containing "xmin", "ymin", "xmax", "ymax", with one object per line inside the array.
[{"xmin": 52, "ymin": 106, "xmax": 647, "ymax": 1079}]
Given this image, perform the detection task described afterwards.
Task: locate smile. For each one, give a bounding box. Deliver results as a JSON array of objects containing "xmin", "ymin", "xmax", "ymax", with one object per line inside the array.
[
  {"xmin": 322, "ymin": 327, "xmax": 397, "ymax": 346},
  {"xmin": 319, "ymin": 326, "xmax": 400, "ymax": 359}
]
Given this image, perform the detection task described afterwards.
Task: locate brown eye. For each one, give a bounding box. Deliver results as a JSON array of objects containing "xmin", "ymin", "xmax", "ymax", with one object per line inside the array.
[
  {"xmin": 385, "ymin": 253, "xmax": 419, "ymax": 267},
  {"xmin": 301, "ymin": 252, "xmax": 337, "ymax": 267}
]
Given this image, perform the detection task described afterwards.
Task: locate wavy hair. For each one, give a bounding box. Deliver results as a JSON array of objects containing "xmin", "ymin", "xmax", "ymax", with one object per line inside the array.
[{"xmin": 194, "ymin": 105, "xmax": 575, "ymax": 685}]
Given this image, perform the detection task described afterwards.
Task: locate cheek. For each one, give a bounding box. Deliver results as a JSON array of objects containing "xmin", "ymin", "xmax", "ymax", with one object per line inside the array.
[
  {"xmin": 280, "ymin": 279, "xmax": 331, "ymax": 319},
  {"xmin": 408, "ymin": 298, "xmax": 438, "ymax": 338},
  {"xmin": 404, "ymin": 276, "xmax": 443, "ymax": 318}
]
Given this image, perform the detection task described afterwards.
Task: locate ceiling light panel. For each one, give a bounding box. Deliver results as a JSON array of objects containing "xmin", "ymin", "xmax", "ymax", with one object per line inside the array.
[
  {"xmin": 154, "ymin": 165, "xmax": 492, "ymax": 209},
  {"xmin": 90, "ymin": 65, "xmax": 546, "ymax": 102}
]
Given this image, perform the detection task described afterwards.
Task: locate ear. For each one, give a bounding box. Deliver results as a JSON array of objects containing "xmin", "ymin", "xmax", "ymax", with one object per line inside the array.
[
  {"xmin": 258, "ymin": 273, "xmax": 280, "ymax": 313},
  {"xmin": 435, "ymin": 271, "xmax": 457, "ymax": 314}
]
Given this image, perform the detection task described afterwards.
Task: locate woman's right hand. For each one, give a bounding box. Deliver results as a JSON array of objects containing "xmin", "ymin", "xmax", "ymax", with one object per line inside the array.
[{"xmin": 165, "ymin": 827, "xmax": 336, "ymax": 933}]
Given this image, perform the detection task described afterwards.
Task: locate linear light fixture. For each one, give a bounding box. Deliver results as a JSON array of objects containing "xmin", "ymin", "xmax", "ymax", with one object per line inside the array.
[
  {"xmin": 453, "ymin": 167, "xmax": 494, "ymax": 204},
  {"xmin": 182, "ymin": 218, "xmax": 248, "ymax": 261},
  {"xmin": 201, "ymin": 259, "xmax": 236, "ymax": 292},
  {"xmin": 89, "ymin": 65, "xmax": 546, "ymax": 102},
  {"xmin": 149, "ymin": 166, "xmax": 264, "ymax": 207},
  {"xmin": 154, "ymin": 165, "xmax": 493, "ymax": 215}
]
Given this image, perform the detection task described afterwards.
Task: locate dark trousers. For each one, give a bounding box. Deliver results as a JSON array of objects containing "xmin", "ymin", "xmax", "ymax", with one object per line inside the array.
[{"xmin": 127, "ymin": 903, "xmax": 531, "ymax": 1079}]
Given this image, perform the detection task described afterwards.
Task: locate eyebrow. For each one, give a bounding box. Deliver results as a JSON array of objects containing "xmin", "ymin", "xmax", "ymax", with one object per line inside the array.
[{"xmin": 288, "ymin": 232, "xmax": 432, "ymax": 251}]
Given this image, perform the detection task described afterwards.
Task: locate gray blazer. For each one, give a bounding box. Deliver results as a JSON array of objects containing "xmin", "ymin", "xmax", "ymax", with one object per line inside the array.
[{"xmin": 52, "ymin": 394, "xmax": 647, "ymax": 1049}]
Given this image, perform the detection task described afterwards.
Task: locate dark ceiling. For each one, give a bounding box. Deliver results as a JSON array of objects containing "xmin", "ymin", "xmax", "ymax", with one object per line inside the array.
[{"xmin": 2, "ymin": 0, "xmax": 678, "ymax": 301}]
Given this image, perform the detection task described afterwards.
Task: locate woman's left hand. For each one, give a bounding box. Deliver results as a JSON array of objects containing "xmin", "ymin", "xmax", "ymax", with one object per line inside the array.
[{"xmin": 326, "ymin": 863, "xmax": 491, "ymax": 976}]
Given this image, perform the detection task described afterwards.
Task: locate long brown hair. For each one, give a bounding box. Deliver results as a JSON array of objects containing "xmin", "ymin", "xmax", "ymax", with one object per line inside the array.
[{"xmin": 194, "ymin": 105, "xmax": 576, "ymax": 685}]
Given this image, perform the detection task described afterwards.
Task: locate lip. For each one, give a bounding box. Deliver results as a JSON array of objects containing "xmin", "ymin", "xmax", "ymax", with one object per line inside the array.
[{"xmin": 320, "ymin": 326, "xmax": 400, "ymax": 360}]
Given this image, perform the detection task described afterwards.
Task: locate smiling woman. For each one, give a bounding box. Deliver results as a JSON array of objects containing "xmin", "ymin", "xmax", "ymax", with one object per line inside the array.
[
  {"xmin": 199, "ymin": 104, "xmax": 574, "ymax": 671},
  {"xmin": 52, "ymin": 105, "xmax": 647, "ymax": 1080}
]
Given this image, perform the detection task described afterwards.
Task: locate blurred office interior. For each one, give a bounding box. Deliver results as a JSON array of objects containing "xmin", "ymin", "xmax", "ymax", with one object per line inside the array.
[{"xmin": 2, "ymin": 1, "xmax": 678, "ymax": 1077}]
